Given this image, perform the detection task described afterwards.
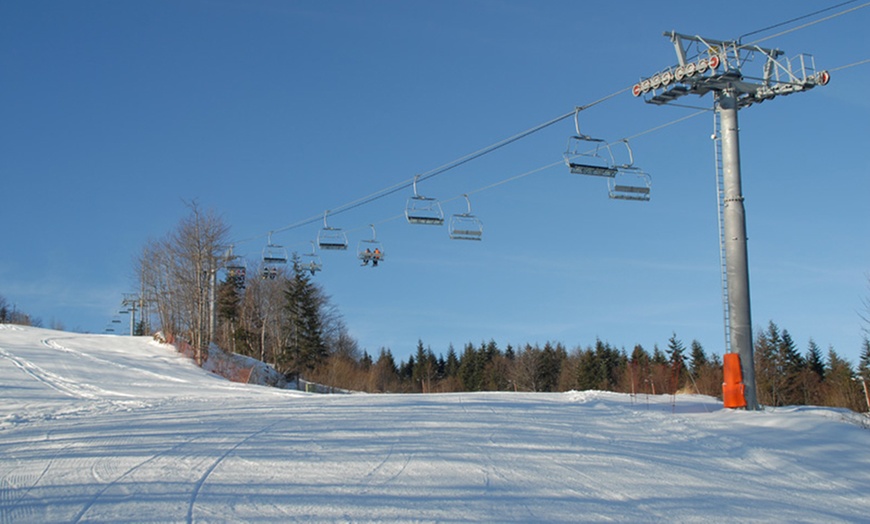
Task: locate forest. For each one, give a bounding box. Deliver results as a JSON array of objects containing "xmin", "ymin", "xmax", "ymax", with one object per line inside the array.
[{"xmin": 117, "ymin": 204, "xmax": 869, "ymax": 412}]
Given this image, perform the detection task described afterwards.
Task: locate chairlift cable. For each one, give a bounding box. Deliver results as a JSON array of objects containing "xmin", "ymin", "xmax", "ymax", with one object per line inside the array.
[
  {"xmin": 232, "ymin": 109, "xmax": 579, "ymax": 244},
  {"xmin": 745, "ymin": 1, "xmax": 870, "ymax": 46},
  {"xmin": 738, "ymin": 0, "xmax": 861, "ymax": 42},
  {"xmin": 828, "ymin": 58, "xmax": 870, "ymax": 72},
  {"xmin": 235, "ymin": 0, "xmax": 864, "ymax": 249},
  {"xmin": 239, "ymin": 107, "xmax": 716, "ymax": 252}
]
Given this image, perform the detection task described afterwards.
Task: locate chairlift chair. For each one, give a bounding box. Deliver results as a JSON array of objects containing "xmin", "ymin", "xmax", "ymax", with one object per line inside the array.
[
  {"xmin": 608, "ymin": 140, "xmax": 652, "ymax": 202},
  {"xmin": 563, "ymin": 109, "xmax": 617, "ymax": 177},
  {"xmin": 449, "ymin": 195, "xmax": 483, "ymax": 241},
  {"xmin": 405, "ymin": 175, "xmax": 445, "ymax": 225},
  {"xmin": 608, "ymin": 171, "xmax": 651, "ymax": 201},
  {"xmin": 357, "ymin": 225, "xmax": 385, "ymax": 267},
  {"xmin": 317, "ymin": 211, "xmax": 349, "ymax": 250},
  {"xmin": 262, "ymin": 233, "xmax": 289, "ymax": 264},
  {"xmin": 226, "ymin": 264, "xmax": 247, "ymax": 288},
  {"xmin": 302, "ymin": 242, "xmax": 323, "ymax": 276},
  {"xmin": 224, "ymin": 246, "xmax": 247, "ymax": 289}
]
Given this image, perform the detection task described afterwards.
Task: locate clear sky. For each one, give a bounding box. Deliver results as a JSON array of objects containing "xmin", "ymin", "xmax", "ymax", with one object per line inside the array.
[{"xmin": 2, "ymin": 0, "xmax": 868, "ymax": 365}]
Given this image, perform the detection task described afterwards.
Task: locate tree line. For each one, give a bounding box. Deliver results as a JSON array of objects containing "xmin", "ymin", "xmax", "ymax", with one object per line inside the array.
[
  {"xmin": 0, "ymin": 294, "xmax": 39, "ymax": 326},
  {"xmin": 135, "ymin": 204, "xmax": 870, "ymax": 412}
]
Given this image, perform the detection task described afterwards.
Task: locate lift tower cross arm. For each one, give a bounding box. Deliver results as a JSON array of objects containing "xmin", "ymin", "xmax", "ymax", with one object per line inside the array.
[{"xmin": 632, "ymin": 31, "xmax": 830, "ymax": 410}]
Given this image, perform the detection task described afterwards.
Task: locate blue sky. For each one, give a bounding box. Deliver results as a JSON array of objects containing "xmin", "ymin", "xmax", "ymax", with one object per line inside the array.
[{"xmin": 2, "ymin": 1, "xmax": 868, "ymax": 365}]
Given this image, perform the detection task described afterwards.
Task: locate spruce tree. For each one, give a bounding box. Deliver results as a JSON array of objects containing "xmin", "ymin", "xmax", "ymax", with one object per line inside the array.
[
  {"xmin": 688, "ymin": 340, "xmax": 707, "ymax": 377},
  {"xmin": 859, "ymin": 337, "xmax": 870, "ymax": 381},
  {"xmin": 825, "ymin": 347, "xmax": 860, "ymax": 410},
  {"xmin": 806, "ymin": 339, "xmax": 825, "ymax": 379},
  {"xmin": 666, "ymin": 333, "xmax": 687, "ymax": 393},
  {"xmin": 754, "ymin": 322, "xmax": 782, "ymax": 406},
  {"xmin": 802, "ymin": 338, "xmax": 826, "ymax": 406},
  {"xmin": 777, "ymin": 329, "xmax": 805, "ymax": 405},
  {"xmin": 282, "ymin": 255, "xmax": 327, "ymax": 379},
  {"xmin": 444, "ymin": 344, "xmax": 460, "ymax": 378}
]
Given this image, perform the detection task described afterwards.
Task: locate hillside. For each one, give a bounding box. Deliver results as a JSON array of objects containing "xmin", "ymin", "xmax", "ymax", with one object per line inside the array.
[{"xmin": 1, "ymin": 325, "xmax": 868, "ymax": 523}]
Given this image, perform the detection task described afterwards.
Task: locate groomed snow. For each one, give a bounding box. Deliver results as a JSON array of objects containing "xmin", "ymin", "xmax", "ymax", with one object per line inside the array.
[{"xmin": 1, "ymin": 325, "xmax": 868, "ymax": 523}]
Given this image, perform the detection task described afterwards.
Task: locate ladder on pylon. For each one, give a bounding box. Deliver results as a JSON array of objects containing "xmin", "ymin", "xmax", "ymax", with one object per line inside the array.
[{"xmin": 712, "ymin": 111, "xmax": 732, "ymax": 355}]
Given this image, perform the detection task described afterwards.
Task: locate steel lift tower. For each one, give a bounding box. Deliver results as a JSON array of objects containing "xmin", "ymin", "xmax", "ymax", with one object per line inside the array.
[{"xmin": 633, "ymin": 31, "xmax": 830, "ymax": 410}]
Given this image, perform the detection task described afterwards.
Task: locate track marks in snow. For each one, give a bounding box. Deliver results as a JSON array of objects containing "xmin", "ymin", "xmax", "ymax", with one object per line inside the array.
[
  {"xmin": 41, "ymin": 337, "xmax": 189, "ymax": 384},
  {"xmin": 0, "ymin": 346, "xmax": 100, "ymax": 400},
  {"xmin": 0, "ymin": 432, "xmax": 72, "ymax": 524},
  {"xmin": 185, "ymin": 420, "xmax": 285, "ymax": 524}
]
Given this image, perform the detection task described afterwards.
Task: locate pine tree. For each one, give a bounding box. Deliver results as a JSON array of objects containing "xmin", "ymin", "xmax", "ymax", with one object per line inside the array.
[
  {"xmin": 801, "ymin": 338, "xmax": 825, "ymax": 406},
  {"xmin": 412, "ymin": 340, "xmax": 438, "ymax": 393},
  {"xmin": 806, "ymin": 339, "xmax": 825, "ymax": 379},
  {"xmin": 282, "ymin": 255, "xmax": 327, "ymax": 379},
  {"xmin": 754, "ymin": 322, "xmax": 782, "ymax": 406},
  {"xmin": 688, "ymin": 340, "xmax": 707, "ymax": 377},
  {"xmin": 859, "ymin": 336, "xmax": 870, "ymax": 381},
  {"xmin": 777, "ymin": 329, "xmax": 805, "ymax": 405},
  {"xmin": 824, "ymin": 347, "xmax": 860, "ymax": 410},
  {"xmin": 666, "ymin": 333, "xmax": 687, "ymax": 393},
  {"xmin": 216, "ymin": 275, "xmax": 243, "ymax": 353},
  {"xmin": 459, "ymin": 343, "xmax": 483, "ymax": 391},
  {"xmin": 444, "ymin": 344, "xmax": 460, "ymax": 378},
  {"xmin": 371, "ymin": 348, "xmax": 398, "ymax": 392}
]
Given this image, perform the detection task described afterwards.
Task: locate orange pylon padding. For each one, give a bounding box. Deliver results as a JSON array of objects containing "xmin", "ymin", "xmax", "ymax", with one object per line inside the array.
[{"xmin": 722, "ymin": 353, "xmax": 747, "ymax": 409}]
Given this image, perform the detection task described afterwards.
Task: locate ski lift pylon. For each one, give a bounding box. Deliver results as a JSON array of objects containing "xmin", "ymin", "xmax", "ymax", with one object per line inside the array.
[
  {"xmin": 405, "ymin": 175, "xmax": 445, "ymax": 225},
  {"xmin": 317, "ymin": 211, "xmax": 349, "ymax": 250},
  {"xmin": 357, "ymin": 224, "xmax": 385, "ymax": 267},
  {"xmin": 449, "ymin": 194, "xmax": 483, "ymax": 241},
  {"xmin": 564, "ymin": 109, "xmax": 617, "ymax": 177},
  {"xmin": 608, "ymin": 140, "xmax": 651, "ymax": 202}
]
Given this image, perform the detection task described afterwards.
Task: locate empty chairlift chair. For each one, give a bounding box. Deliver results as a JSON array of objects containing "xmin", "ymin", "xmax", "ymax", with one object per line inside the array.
[
  {"xmin": 449, "ymin": 194, "xmax": 483, "ymax": 241},
  {"xmin": 317, "ymin": 211, "xmax": 349, "ymax": 251},
  {"xmin": 357, "ymin": 225, "xmax": 385, "ymax": 267},
  {"xmin": 607, "ymin": 140, "xmax": 651, "ymax": 202},
  {"xmin": 563, "ymin": 110, "xmax": 617, "ymax": 178},
  {"xmin": 405, "ymin": 175, "xmax": 445, "ymax": 225}
]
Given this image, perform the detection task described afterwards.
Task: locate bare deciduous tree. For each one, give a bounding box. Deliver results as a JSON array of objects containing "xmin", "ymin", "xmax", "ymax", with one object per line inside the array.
[{"xmin": 135, "ymin": 202, "xmax": 230, "ymax": 365}]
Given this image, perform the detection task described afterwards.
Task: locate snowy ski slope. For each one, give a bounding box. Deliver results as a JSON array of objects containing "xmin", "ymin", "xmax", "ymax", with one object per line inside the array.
[{"xmin": 1, "ymin": 325, "xmax": 869, "ymax": 523}]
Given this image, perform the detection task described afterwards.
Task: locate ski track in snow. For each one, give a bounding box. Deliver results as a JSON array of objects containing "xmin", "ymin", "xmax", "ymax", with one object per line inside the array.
[{"xmin": 1, "ymin": 325, "xmax": 869, "ymax": 523}]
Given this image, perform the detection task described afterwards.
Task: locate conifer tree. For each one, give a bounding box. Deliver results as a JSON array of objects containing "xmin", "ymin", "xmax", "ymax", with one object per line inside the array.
[
  {"xmin": 806, "ymin": 339, "xmax": 825, "ymax": 379},
  {"xmin": 754, "ymin": 322, "xmax": 782, "ymax": 406},
  {"xmin": 667, "ymin": 333, "xmax": 687, "ymax": 393},
  {"xmin": 777, "ymin": 329, "xmax": 805, "ymax": 405},
  {"xmin": 444, "ymin": 344, "xmax": 460, "ymax": 378},
  {"xmin": 412, "ymin": 340, "xmax": 438, "ymax": 392},
  {"xmin": 800, "ymin": 338, "xmax": 825, "ymax": 406},
  {"xmin": 824, "ymin": 347, "xmax": 860, "ymax": 410},
  {"xmin": 688, "ymin": 340, "xmax": 707, "ymax": 377},
  {"xmin": 371, "ymin": 348, "xmax": 398, "ymax": 392},
  {"xmin": 282, "ymin": 255, "xmax": 327, "ymax": 379},
  {"xmin": 859, "ymin": 337, "xmax": 870, "ymax": 381}
]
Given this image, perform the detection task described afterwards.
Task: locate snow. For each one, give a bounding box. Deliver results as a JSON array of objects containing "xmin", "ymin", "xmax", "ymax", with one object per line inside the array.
[{"xmin": 1, "ymin": 325, "xmax": 869, "ymax": 523}]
